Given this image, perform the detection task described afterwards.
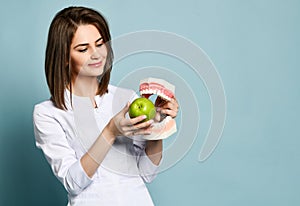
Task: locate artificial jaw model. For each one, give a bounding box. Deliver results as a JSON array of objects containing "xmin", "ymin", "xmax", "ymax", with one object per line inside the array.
[{"xmin": 139, "ymin": 77, "xmax": 177, "ymax": 140}]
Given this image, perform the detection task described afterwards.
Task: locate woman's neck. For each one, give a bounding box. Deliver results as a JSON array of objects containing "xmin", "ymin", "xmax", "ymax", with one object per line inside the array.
[{"xmin": 70, "ymin": 76, "xmax": 99, "ymax": 107}]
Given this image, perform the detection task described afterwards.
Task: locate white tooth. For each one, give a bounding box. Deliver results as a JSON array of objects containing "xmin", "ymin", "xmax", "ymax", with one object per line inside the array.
[
  {"xmin": 165, "ymin": 95, "xmax": 171, "ymax": 101},
  {"xmin": 160, "ymin": 91, "xmax": 164, "ymax": 97}
]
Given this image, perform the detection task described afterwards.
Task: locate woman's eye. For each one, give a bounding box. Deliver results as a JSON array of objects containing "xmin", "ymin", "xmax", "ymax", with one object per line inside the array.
[
  {"xmin": 96, "ymin": 43, "xmax": 103, "ymax": 48},
  {"xmin": 78, "ymin": 48, "xmax": 88, "ymax": 53}
]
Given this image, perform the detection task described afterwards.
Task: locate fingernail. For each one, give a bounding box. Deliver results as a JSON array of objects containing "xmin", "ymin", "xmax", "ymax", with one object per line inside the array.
[{"xmin": 142, "ymin": 115, "xmax": 147, "ymax": 119}]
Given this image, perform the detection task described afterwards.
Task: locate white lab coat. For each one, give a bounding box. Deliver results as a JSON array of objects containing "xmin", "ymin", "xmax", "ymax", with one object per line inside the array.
[{"xmin": 33, "ymin": 85, "xmax": 160, "ymax": 206}]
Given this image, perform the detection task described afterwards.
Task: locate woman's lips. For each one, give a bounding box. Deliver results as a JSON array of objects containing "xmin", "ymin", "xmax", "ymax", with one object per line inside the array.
[{"xmin": 88, "ymin": 61, "xmax": 103, "ymax": 67}]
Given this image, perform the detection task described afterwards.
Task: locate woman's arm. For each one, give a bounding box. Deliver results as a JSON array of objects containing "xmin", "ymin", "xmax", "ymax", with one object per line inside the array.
[
  {"xmin": 34, "ymin": 103, "xmax": 93, "ymax": 196},
  {"xmin": 80, "ymin": 127, "xmax": 116, "ymax": 178},
  {"xmin": 145, "ymin": 97, "xmax": 179, "ymax": 165},
  {"xmin": 145, "ymin": 140, "xmax": 162, "ymax": 165},
  {"xmin": 80, "ymin": 102, "xmax": 153, "ymax": 178}
]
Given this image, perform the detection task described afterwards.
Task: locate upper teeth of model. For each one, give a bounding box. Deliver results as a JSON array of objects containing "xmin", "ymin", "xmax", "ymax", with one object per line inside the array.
[
  {"xmin": 139, "ymin": 77, "xmax": 175, "ymax": 101},
  {"xmin": 140, "ymin": 89, "xmax": 171, "ymax": 101}
]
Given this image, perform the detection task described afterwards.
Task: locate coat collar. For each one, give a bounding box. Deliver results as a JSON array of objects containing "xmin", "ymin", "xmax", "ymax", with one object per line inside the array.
[{"xmin": 64, "ymin": 89, "xmax": 105, "ymax": 111}]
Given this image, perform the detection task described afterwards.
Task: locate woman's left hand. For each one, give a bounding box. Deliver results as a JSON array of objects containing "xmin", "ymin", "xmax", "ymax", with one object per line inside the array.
[{"xmin": 155, "ymin": 96, "xmax": 179, "ymax": 119}]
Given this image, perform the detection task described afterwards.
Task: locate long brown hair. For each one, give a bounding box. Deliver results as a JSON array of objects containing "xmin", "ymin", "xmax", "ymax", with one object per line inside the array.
[{"xmin": 45, "ymin": 6, "xmax": 113, "ymax": 110}]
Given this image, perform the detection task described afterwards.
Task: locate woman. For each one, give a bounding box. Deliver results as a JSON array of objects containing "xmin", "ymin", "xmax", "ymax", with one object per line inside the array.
[{"xmin": 33, "ymin": 6, "xmax": 178, "ymax": 206}]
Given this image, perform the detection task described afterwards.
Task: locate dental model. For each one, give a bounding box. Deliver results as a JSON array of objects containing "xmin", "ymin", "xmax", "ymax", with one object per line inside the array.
[{"xmin": 139, "ymin": 77, "xmax": 177, "ymax": 140}]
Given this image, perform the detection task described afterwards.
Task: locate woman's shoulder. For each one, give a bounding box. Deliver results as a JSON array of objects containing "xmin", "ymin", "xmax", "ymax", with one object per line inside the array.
[
  {"xmin": 33, "ymin": 99, "xmax": 57, "ymax": 117},
  {"xmin": 34, "ymin": 99, "xmax": 54, "ymax": 109}
]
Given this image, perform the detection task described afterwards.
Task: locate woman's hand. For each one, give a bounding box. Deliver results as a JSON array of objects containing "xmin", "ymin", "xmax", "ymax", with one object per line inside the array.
[
  {"xmin": 106, "ymin": 102, "xmax": 154, "ymax": 137},
  {"xmin": 155, "ymin": 96, "xmax": 179, "ymax": 120}
]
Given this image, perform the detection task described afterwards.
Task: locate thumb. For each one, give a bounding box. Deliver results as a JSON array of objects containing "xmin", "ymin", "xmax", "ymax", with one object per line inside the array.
[{"xmin": 121, "ymin": 101, "xmax": 130, "ymax": 115}]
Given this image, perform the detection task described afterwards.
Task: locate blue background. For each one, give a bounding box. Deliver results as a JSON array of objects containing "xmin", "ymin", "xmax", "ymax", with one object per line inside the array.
[{"xmin": 0, "ymin": 0, "xmax": 299, "ymax": 205}]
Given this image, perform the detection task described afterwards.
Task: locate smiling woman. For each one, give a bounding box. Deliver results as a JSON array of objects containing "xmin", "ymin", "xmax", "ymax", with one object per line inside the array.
[
  {"xmin": 69, "ymin": 25, "xmax": 107, "ymax": 99},
  {"xmin": 33, "ymin": 6, "xmax": 179, "ymax": 206},
  {"xmin": 71, "ymin": 26, "xmax": 106, "ymax": 71}
]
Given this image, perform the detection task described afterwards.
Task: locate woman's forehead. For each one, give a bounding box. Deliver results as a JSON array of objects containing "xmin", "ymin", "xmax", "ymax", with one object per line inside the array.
[{"xmin": 72, "ymin": 24, "xmax": 102, "ymax": 44}]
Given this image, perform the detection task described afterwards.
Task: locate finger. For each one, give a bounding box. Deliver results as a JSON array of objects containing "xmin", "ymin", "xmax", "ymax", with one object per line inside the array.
[
  {"xmin": 129, "ymin": 115, "xmax": 148, "ymax": 125},
  {"xmin": 169, "ymin": 98, "xmax": 179, "ymax": 109},
  {"xmin": 121, "ymin": 102, "xmax": 130, "ymax": 115},
  {"xmin": 160, "ymin": 101, "xmax": 178, "ymax": 113},
  {"xmin": 132, "ymin": 119, "xmax": 154, "ymax": 130},
  {"xmin": 122, "ymin": 118, "xmax": 154, "ymax": 136},
  {"xmin": 116, "ymin": 102, "xmax": 131, "ymax": 127},
  {"xmin": 160, "ymin": 108, "xmax": 177, "ymax": 118},
  {"xmin": 119, "ymin": 118, "xmax": 152, "ymax": 133},
  {"xmin": 169, "ymin": 97, "xmax": 179, "ymax": 109},
  {"xmin": 154, "ymin": 111, "xmax": 161, "ymax": 122}
]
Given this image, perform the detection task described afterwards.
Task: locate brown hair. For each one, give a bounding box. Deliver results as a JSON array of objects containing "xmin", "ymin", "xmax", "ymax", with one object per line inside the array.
[{"xmin": 45, "ymin": 6, "xmax": 113, "ymax": 110}]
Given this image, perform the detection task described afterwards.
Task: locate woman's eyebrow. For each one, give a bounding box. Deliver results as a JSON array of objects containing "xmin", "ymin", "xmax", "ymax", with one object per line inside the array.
[
  {"xmin": 73, "ymin": 37, "xmax": 103, "ymax": 49},
  {"xmin": 74, "ymin": 43, "xmax": 88, "ymax": 49},
  {"xmin": 95, "ymin": 37, "xmax": 103, "ymax": 43}
]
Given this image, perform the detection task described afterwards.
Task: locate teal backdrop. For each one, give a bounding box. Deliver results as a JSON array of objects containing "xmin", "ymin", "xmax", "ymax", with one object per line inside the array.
[{"xmin": 0, "ymin": 0, "xmax": 299, "ymax": 205}]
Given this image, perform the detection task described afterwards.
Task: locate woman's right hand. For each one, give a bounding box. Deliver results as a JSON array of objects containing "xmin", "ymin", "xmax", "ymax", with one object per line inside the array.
[{"xmin": 106, "ymin": 102, "xmax": 154, "ymax": 138}]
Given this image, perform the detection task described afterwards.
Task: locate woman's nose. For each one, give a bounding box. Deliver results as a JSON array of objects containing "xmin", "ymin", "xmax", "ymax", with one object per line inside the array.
[{"xmin": 91, "ymin": 47, "xmax": 101, "ymax": 59}]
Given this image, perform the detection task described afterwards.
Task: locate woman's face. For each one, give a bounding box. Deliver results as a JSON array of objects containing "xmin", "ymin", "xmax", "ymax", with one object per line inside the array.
[{"xmin": 69, "ymin": 24, "xmax": 107, "ymax": 80}]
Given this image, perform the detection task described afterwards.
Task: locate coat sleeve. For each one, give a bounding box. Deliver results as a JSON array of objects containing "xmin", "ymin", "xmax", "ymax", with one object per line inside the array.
[
  {"xmin": 133, "ymin": 140, "xmax": 162, "ymax": 183},
  {"xmin": 33, "ymin": 103, "xmax": 93, "ymax": 196}
]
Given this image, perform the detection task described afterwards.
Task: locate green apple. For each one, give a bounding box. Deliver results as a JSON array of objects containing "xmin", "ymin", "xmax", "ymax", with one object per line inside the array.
[{"xmin": 129, "ymin": 97, "xmax": 156, "ymax": 121}]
